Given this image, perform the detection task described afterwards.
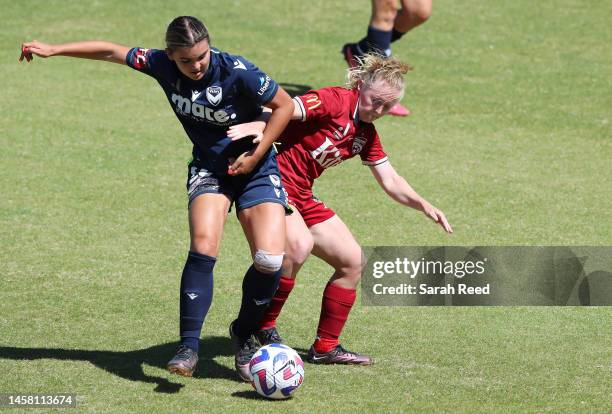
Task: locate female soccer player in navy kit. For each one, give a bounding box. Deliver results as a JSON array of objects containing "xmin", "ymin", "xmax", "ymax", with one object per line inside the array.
[
  {"xmin": 20, "ymin": 16, "xmax": 293, "ymax": 381},
  {"xmin": 244, "ymin": 54, "xmax": 452, "ymax": 364}
]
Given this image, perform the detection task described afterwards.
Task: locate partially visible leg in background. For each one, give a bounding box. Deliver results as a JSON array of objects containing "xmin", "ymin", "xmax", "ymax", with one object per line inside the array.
[
  {"xmin": 392, "ymin": 0, "xmax": 433, "ymax": 42},
  {"xmin": 343, "ymin": 0, "xmax": 433, "ymax": 117},
  {"xmin": 343, "ymin": 0, "xmax": 398, "ymax": 67}
]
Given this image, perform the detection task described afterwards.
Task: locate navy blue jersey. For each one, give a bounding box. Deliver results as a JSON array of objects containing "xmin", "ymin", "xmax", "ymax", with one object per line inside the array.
[{"xmin": 125, "ymin": 47, "xmax": 279, "ymax": 174}]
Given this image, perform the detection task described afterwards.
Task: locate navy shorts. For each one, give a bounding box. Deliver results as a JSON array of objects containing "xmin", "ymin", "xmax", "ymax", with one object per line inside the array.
[{"xmin": 186, "ymin": 151, "xmax": 289, "ymax": 213}]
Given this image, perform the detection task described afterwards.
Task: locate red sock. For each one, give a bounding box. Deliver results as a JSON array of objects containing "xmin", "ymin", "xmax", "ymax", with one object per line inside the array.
[
  {"xmin": 313, "ymin": 283, "xmax": 356, "ymax": 353},
  {"xmin": 258, "ymin": 276, "xmax": 295, "ymax": 330}
]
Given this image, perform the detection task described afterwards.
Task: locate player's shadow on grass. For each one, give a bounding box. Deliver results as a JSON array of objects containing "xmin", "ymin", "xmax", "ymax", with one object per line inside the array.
[
  {"xmin": 292, "ymin": 346, "xmax": 310, "ymax": 361},
  {"xmin": 232, "ymin": 390, "xmax": 293, "ymax": 401},
  {"xmin": 0, "ymin": 336, "xmax": 238, "ymax": 394},
  {"xmin": 279, "ymin": 83, "xmax": 312, "ymax": 97}
]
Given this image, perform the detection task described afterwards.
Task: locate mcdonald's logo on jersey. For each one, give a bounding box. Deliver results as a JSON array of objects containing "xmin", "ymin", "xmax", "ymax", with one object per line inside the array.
[{"xmin": 304, "ymin": 94, "xmax": 322, "ymax": 111}]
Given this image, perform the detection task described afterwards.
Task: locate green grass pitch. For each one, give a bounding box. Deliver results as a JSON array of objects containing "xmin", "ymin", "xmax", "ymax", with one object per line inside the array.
[{"xmin": 1, "ymin": 0, "xmax": 610, "ymax": 412}]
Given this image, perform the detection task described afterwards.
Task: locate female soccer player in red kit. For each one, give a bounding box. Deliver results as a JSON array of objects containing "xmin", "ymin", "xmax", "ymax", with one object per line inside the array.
[{"xmin": 240, "ymin": 54, "xmax": 453, "ymax": 364}]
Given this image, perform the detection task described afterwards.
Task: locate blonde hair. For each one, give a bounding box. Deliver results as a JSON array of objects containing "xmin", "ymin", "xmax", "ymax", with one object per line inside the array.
[{"xmin": 347, "ymin": 54, "xmax": 413, "ymax": 99}]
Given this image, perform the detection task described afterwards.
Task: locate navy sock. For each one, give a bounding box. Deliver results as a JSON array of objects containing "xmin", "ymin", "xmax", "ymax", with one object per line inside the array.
[
  {"xmin": 357, "ymin": 26, "xmax": 392, "ymax": 57},
  {"xmin": 234, "ymin": 265, "xmax": 282, "ymax": 338},
  {"xmin": 179, "ymin": 251, "xmax": 216, "ymax": 353},
  {"xmin": 391, "ymin": 29, "xmax": 406, "ymax": 43}
]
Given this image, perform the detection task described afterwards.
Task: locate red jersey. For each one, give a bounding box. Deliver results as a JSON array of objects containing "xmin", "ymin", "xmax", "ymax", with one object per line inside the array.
[{"xmin": 276, "ymin": 87, "xmax": 388, "ymax": 190}]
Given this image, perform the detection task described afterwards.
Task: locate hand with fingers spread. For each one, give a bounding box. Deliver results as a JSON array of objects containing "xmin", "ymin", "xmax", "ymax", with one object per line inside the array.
[
  {"xmin": 227, "ymin": 121, "xmax": 265, "ymax": 144},
  {"xmin": 420, "ymin": 200, "xmax": 453, "ymax": 233}
]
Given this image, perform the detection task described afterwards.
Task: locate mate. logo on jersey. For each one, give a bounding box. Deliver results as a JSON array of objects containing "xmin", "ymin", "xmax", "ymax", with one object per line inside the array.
[
  {"xmin": 310, "ymin": 137, "xmax": 342, "ymax": 169},
  {"xmin": 171, "ymin": 93, "xmax": 237, "ymax": 125},
  {"xmin": 133, "ymin": 48, "xmax": 150, "ymax": 70},
  {"xmin": 206, "ymin": 86, "xmax": 222, "ymax": 106},
  {"xmin": 352, "ymin": 135, "xmax": 367, "ymax": 154}
]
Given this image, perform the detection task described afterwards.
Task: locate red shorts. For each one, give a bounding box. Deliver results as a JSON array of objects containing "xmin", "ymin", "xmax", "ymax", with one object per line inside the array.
[{"xmin": 284, "ymin": 181, "xmax": 335, "ymax": 228}]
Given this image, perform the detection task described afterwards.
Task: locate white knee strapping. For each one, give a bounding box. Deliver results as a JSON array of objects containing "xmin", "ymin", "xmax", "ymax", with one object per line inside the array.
[{"xmin": 254, "ymin": 250, "xmax": 284, "ymax": 273}]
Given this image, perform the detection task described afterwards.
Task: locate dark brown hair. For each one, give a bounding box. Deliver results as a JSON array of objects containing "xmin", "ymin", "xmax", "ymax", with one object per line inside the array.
[{"xmin": 165, "ymin": 16, "xmax": 210, "ymax": 51}]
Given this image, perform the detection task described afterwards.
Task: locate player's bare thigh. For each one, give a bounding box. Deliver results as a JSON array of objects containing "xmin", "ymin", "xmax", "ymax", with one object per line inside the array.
[
  {"xmin": 189, "ymin": 193, "xmax": 231, "ymax": 257},
  {"xmin": 282, "ymin": 208, "xmax": 314, "ymax": 278},
  {"xmin": 395, "ymin": 0, "xmax": 432, "ymax": 32},
  {"xmin": 310, "ymin": 215, "xmax": 364, "ymax": 289},
  {"xmin": 239, "ymin": 202, "xmax": 286, "ymax": 258},
  {"xmin": 370, "ymin": 0, "xmax": 399, "ymax": 30}
]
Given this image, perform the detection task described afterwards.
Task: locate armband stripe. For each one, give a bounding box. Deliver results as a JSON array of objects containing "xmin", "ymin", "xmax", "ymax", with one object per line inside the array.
[
  {"xmin": 362, "ymin": 157, "xmax": 389, "ymax": 166},
  {"xmin": 293, "ymin": 96, "xmax": 306, "ymax": 122}
]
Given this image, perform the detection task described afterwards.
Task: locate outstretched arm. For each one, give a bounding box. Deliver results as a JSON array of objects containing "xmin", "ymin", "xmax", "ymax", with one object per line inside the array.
[
  {"xmin": 20, "ymin": 40, "xmax": 130, "ymax": 65},
  {"xmin": 370, "ymin": 161, "xmax": 453, "ymax": 233}
]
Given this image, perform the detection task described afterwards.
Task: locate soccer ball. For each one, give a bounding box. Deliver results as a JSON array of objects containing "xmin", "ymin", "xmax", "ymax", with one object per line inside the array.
[{"xmin": 249, "ymin": 343, "xmax": 305, "ymax": 399}]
